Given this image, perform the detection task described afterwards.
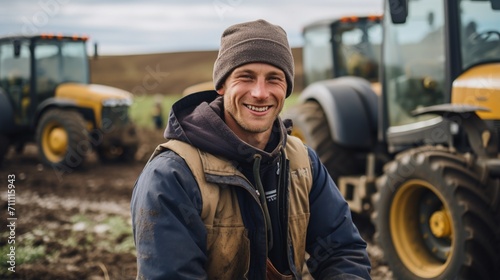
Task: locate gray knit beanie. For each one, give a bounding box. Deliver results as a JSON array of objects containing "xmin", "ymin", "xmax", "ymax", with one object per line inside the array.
[{"xmin": 213, "ymin": 19, "xmax": 294, "ymax": 97}]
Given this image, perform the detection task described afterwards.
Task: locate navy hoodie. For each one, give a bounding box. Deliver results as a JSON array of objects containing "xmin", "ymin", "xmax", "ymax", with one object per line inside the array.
[
  {"xmin": 131, "ymin": 90, "xmax": 371, "ymax": 279},
  {"xmin": 166, "ymin": 90, "xmax": 292, "ymax": 273}
]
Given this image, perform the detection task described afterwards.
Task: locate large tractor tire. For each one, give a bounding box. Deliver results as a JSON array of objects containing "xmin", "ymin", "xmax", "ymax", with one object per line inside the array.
[
  {"xmin": 36, "ymin": 109, "xmax": 89, "ymax": 168},
  {"xmin": 286, "ymin": 101, "xmax": 365, "ymax": 181},
  {"xmin": 373, "ymin": 146, "xmax": 499, "ymax": 279}
]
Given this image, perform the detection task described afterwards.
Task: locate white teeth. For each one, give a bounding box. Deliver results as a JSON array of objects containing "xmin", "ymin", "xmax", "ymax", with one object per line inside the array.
[{"xmin": 246, "ymin": 105, "xmax": 269, "ymax": 112}]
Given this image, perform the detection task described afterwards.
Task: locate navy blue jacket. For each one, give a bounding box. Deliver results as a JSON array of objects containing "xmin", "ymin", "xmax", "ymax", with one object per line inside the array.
[{"xmin": 131, "ymin": 91, "xmax": 371, "ymax": 279}]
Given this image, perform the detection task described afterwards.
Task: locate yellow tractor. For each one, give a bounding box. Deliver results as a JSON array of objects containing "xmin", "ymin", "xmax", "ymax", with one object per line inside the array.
[
  {"xmin": 285, "ymin": 14, "xmax": 383, "ymax": 181},
  {"xmin": 288, "ymin": 0, "xmax": 500, "ymax": 278},
  {"xmin": 300, "ymin": 15, "xmax": 382, "ymax": 89},
  {"xmin": 0, "ymin": 34, "xmax": 138, "ymax": 170}
]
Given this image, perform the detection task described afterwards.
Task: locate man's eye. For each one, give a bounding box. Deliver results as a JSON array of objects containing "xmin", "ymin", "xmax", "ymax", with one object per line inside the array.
[
  {"xmin": 239, "ymin": 75, "xmax": 252, "ymax": 80},
  {"xmin": 269, "ymin": 76, "xmax": 283, "ymax": 82}
]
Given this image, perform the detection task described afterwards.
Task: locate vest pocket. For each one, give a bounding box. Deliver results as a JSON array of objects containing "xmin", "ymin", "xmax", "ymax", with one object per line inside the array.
[
  {"xmin": 206, "ymin": 225, "xmax": 250, "ymax": 279},
  {"xmin": 288, "ymin": 213, "xmax": 310, "ymax": 274}
]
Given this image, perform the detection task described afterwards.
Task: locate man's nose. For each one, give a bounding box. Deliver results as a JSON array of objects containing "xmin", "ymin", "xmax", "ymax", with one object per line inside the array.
[{"xmin": 250, "ymin": 78, "xmax": 269, "ymax": 99}]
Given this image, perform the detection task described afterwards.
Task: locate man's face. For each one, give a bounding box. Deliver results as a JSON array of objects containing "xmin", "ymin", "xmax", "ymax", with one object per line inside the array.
[{"xmin": 217, "ymin": 63, "xmax": 287, "ymax": 144}]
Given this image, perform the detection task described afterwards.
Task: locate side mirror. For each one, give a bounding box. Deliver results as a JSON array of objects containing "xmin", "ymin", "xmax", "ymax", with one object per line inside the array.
[
  {"xmin": 13, "ymin": 40, "xmax": 21, "ymax": 58},
  {"xmin": 388, "ymin": 0, "xmax": 408, "ymax": 24},
  {"xmin": 492, "ymin": 0, "xmax": 500, "ymax": 10}
]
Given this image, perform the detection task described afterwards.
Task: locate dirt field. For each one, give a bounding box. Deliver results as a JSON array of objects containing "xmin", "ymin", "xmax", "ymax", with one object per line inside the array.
[{"xmin": 0, "ymin": 127, "xmax": 392, "ymax": 280}]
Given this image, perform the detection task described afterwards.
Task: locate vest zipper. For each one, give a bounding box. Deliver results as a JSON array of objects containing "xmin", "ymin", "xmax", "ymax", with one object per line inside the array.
[
  {"xmin": 253, "ymin": 154, "xmax": 274, "ymax": 252},
  {"xmin": 281, "ymin": 156, "xmax": 298, "ymax": 277}
]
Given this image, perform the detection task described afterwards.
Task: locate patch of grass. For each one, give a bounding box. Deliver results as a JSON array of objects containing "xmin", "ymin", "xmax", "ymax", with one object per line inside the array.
[
  {"xmin": 66, "ymin": 214, "xmax": 136, "ymax": 255},
  {"xmin": 0, "ymin": 233, "xmax": 47, "ymax": 273},
  {"xmin": 60, "ymin": 232, "xmax": 95, "ymax": 250},
  {"xmin": 70, "ymin": 213, "xmax": 93, "ymax": 224},
  {"xmin": 1, "ymin": 213, "xmax": 137, "ymax": 273},
  {"xmin": 16, "ymin": 243, "xmax": 47, "ymax": 263},
  {"xmin": 129, "ymin": 94, "xmax": 182, "ymax": 129},
  {"xmin": 101, "ymin": 216, "xmax": 136, "ymax": 254},
  {"xmin": 104, "ymin": 216, "xmax": 131, "ymax": 239},
  {"xmin": 283, "ymin": 92, "xmax": 299, "ymax": 114}
]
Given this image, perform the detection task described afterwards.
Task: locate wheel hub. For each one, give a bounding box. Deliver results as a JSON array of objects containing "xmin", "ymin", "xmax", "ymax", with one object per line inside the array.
[
  {"xmin": 47, "ymin": 127, "xmax": 68, "ymax": 154},
  {"xmin": 429, "ymin": 210, "xmax": 452, "ymax": 238}
]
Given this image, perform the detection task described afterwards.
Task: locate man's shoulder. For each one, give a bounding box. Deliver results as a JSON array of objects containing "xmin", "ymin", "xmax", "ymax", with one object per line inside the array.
[
  {"xmin": 285, "ymin": 136, "xmax": 310, "ymax": 163},
  {"xmin": 149, "ymin": 140, "xmax": 199, "ymax": 163}
]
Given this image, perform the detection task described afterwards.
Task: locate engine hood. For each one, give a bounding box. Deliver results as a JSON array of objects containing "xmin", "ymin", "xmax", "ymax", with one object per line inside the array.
[
  {"xmin": 55, "ymin": 83, "xmax": 133, "ymax": 107},
  {"xmin": 452, "ymin": 63, "xmax": 500, "ymax": 119}
]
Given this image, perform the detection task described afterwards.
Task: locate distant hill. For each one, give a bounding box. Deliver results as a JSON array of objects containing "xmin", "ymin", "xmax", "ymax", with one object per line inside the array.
[{"xmin": 90, "ymin": 48, "xmax": 303, "ymax": 96}]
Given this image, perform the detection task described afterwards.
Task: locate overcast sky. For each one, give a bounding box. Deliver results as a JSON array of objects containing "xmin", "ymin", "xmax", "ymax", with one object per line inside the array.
[{"xmin": 1, "ymin": 0, "xmax": 383, "ymax": 55}]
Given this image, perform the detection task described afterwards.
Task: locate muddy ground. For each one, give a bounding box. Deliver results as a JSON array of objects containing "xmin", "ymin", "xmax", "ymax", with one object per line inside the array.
[{"xmin": 0, "ymin": 127, "xmax": 392, "ymax": 280}]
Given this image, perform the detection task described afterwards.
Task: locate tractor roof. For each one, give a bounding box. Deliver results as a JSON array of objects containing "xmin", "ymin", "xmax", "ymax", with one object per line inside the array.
[
  {"xmin": 0, "ymin": 34, "xmax": 88, "ymax": 43},
  {"xmin": 303, "ymin": 15, "xmax": 382, "ymax": 33}
]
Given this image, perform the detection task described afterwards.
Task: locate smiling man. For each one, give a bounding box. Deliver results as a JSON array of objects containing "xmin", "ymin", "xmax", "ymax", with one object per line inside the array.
[
  {"xmin": 131, "ymin": 19, "xmax": 371, "ymax": 280},
  {"xmin": 219, "ymin": 63, "xmax": 287, "ymax": 149}
]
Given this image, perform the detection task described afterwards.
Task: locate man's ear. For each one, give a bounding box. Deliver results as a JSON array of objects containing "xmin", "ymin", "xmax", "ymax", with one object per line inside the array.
[{"xmin": 216, "ymin": 86, "xmax": 225, "ymax": 96}]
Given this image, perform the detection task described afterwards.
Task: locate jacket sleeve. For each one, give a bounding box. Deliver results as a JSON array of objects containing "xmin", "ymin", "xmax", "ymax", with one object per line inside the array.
[
  {"xmin": 304, "ymin": 146, "xmax": 372, "ymax": 279},
  {"xmin": 130, "ymin": 151, "xmax": 208, "ymax": 280}
]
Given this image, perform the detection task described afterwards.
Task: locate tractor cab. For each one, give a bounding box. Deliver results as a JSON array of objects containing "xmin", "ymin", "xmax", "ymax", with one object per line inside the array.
[
  {"xmin": 1, "ymin": 35, "xmax": 89, "ymax": 128},
  {"xmin": 302, "ymin": 15, "xmax": 382, "ymax": 88},
  {"xmin": 382, "ymin": 0, "xmax": 500, "ymax": 153},
  {"xmin": 0, "ymin": 34, "xmax": 138, "ymax": 168}
]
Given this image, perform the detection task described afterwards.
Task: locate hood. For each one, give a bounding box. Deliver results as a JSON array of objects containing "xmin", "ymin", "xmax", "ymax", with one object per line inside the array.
[
  {"xmin": 56, "ymin": 83, "xmax": 133, "ymax": 105},
  {"xmin": 164, "ymin": 90, "xmax": 290, "ymax": 165},
  {"xmin": 452, "ymin": 63, "xmax": 500, "ymax": 120}
]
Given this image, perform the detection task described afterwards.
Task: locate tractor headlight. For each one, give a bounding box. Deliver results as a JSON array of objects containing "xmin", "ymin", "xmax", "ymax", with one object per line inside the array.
[{"xmin": 102, "ymin": 98, "xmax": 133, "ymax": 107}]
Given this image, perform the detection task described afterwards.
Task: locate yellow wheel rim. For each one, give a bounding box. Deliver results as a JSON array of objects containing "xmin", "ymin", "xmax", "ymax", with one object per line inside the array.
[
  {"xmin": 42, "ymin": 123, "xmax": 68, "ymax": 163},
  {"xmin": 390, "ymin": 179, "xmax": 453, "ymax": 278}
]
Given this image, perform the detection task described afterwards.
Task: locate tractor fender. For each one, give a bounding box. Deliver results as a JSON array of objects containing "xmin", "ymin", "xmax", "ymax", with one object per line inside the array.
[
  {"xmin": 33, "ymin": 97, "xmax": 79, "ymax": 128},
  {"xmin": 413, "ymin": 103, "xmax": 498, "ymax": 157},
  {"xmin": 298, "ymin": 76, "xmax": 378, "ymax": 148},
  {"xmin": 0, "ymin": 88, "xmax": 15, "ymax": 134}
]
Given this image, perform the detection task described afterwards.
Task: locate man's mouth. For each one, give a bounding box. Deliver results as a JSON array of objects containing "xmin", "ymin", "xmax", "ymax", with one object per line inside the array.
[{"xmin": 246, "ymin": 105, "xmax": 270, "ymax": 112}]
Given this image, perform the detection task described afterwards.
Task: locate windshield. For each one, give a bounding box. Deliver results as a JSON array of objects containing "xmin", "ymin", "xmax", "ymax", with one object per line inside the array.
[
  {"xmin": 303, "ymin": 25, "xmax": 333, "ymax": 86},
  {"xmin": 334, "ymin": 19, "xmax": 382, "ymax": 82},
  {"xmin": 384, "ymin": 0, "xmax": 446, "ymax": 127},
  {"xmin": 459, "ymin": 0, "xmax": 500, "ymax": 69},
  {"xmin": 302, "ymin": 18, "xmax": 382, "ymax": 87},
  {"xmin": 34, "ymin": 40, "xmax": 89, "ymax": 94}
]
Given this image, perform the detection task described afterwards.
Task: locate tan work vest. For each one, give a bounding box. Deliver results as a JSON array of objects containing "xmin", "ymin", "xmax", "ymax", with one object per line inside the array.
[{"xmin": 152, "ymin": 136, "xmax": 312, "ymax": 279}]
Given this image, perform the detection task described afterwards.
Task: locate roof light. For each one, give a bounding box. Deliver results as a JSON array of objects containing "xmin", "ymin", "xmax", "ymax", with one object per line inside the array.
[
  {"xmin": 368, "ymin": 15, "xmax": 383, "ymax": 21},
  {"xmin": 340, "ymin": 16, "xmax": 359, "ymax": 23},
  {"xmin": 39, "ymin": 33, "xmax": 89, "ymax": 41}
]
